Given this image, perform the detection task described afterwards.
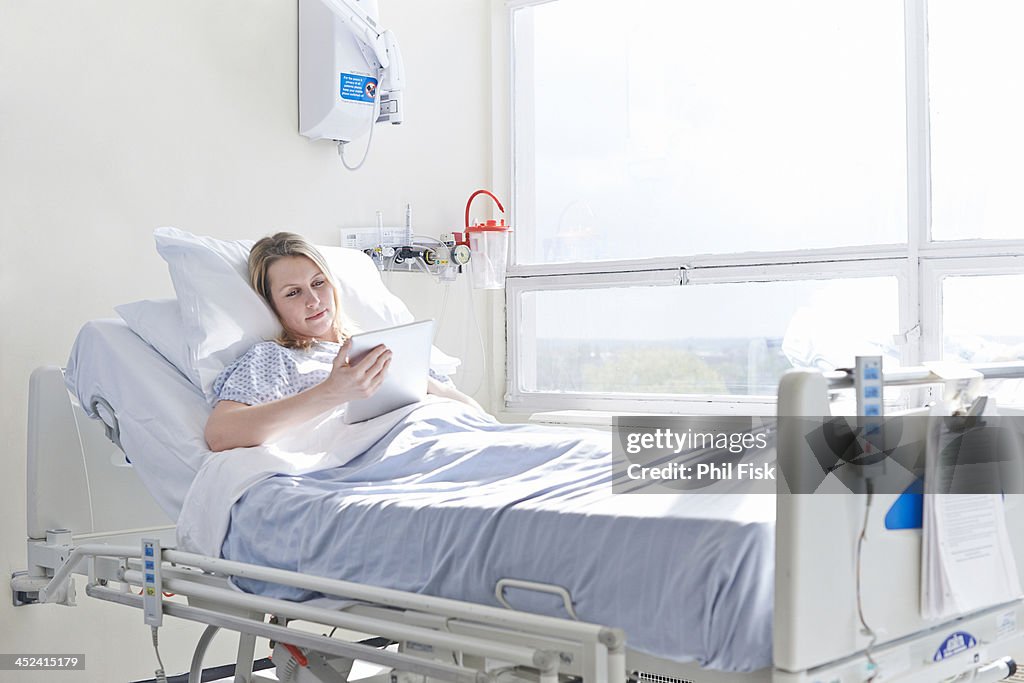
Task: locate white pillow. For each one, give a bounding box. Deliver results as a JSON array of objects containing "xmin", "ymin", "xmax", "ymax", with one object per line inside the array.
[
  {"xmin": 153, "ymin": 227, "xmax": 459, "ymax": 401},
  {"xmin": 115, "ymin": 299, "xmax": 193, "ymax": 380},
  {"xmin": 118, "ymin": 295, "xmax": 462, "ymax": 389}
]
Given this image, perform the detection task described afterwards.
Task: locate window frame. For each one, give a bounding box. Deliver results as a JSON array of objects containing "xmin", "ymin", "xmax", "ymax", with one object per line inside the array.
[{"xmin": 920, "ymin": 255, "xmax": 1024, "ymax": 363}]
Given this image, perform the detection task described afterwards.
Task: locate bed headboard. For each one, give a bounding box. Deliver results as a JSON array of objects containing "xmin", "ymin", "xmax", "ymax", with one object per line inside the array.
[{"xmin": 27, "ymin": 366, "xmax": 174, "ymax": 542}]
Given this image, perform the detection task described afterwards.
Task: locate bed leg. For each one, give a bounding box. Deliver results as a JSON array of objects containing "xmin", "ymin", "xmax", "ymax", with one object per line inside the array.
[
  {"xmin": 608, "ymin": 647, "xmax": 625, "ymax": 683},
  {"xmin": 233, "ymin": 630, "xmax": 258, "ymax": 683}
]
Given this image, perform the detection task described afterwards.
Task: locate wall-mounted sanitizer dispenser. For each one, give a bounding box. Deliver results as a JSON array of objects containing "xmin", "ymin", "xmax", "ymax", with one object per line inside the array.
[{"xmin": 298, "ymin": 0, "xmax": 385, "ymax": 143}]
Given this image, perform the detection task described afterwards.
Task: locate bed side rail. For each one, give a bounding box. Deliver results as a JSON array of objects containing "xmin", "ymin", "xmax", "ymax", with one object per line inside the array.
[{"xmin": 29, "ymin": 544, "xmax": 627, "ymax": 683}]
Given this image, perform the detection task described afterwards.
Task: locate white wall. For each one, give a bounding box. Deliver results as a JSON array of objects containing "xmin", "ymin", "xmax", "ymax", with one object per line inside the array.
[{"xmin": 0, "ymin": 1, "xmax": 499, "ymax": 679}]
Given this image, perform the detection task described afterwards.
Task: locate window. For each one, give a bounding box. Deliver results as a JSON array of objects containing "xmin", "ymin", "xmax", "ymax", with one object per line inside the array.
[
  {"xmin": 942, "ymin": 273, "xmax": 1024, "ymax": 363},
  {"xmin": 506, "ymin": 0, "xmax": 1024, "ymax": 413},
  {"xmin": 514, "ymin": 0, "xmax": 907, "ymax": 262},
  {"xmin": 514, "ymin": 273, "xmax": 899, "ymax": 397},
  {"xmin": 928, "ymin": 1, "xmax": 1024, "ymax": 240}
]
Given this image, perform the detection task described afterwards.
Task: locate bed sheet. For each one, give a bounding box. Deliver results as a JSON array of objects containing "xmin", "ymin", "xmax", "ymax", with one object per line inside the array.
[{"xmin": 221, "ymin": 402, "xmax": 776, "ymax": 672}]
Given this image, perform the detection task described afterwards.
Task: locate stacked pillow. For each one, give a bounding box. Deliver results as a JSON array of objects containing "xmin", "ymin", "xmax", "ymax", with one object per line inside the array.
[{"xmin": 118, "ymin": 227, "xmax": 459, "ymax": 403}]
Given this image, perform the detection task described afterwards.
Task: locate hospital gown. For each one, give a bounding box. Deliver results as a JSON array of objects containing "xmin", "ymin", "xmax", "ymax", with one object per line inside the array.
[{"xmin": 212, "ymin": 340, "xmax": 449, "ymax": 406}]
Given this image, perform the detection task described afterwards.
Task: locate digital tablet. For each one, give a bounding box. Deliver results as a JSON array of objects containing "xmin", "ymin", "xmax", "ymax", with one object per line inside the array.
[{"xmin": 343, "ymin": 319, "xmax": 434, "ymax": 424}]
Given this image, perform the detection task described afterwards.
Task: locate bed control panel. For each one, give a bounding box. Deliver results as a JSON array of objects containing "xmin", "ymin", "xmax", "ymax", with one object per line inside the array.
[
  {"xmin": 855, "ymin": 355, "xmax": 885, "ymax": 458},
  {"xmin": 142, "ymin": 539, "xmax": 163, "ymax": 627}
]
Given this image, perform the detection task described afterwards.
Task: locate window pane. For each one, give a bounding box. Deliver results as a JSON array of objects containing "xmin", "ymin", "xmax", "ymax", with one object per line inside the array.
[
  {"xmin": 943, "ymin": 275, "xmax": 1024, "ymax": 362},
  {"xmin": 513, "ymin": 0, "xmax": 907, "ymax": 264},
  {"xmin": 520, "ymin": 277, "xmax": 900, "ymax": 396},
  {"xmin": 929, "ymin": 1, "xmax": 1024, "ymax": 240},
  {"xmin": 942, "ymin": 273, "xmax": 1024, "ymax": 403}
]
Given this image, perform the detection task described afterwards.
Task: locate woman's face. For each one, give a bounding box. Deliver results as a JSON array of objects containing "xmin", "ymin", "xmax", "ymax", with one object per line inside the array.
[{"xmin": 267, "ymin": 255, "xmax": 338, "ymax": 342}]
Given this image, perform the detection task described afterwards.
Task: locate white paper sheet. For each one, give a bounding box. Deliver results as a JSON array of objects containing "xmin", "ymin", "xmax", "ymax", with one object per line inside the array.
[{"xmin": 922, "ymin": 400, "xmax": 1023, "ymax": 619}]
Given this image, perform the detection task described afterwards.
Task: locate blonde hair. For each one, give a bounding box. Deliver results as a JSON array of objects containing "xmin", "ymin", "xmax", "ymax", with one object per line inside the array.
[{"xmin": 248, "ymin": 232, "xmax": 348, "ymax": 349}]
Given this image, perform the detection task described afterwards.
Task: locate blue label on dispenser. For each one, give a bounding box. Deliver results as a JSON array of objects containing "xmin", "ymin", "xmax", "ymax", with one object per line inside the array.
[
  {"xmin": 340, "ymin": 73, "xmax": 377, "ymax": 103},
  {"xmin": 933, "ymin": 631, "xmax": 977, "ymax": 661}
]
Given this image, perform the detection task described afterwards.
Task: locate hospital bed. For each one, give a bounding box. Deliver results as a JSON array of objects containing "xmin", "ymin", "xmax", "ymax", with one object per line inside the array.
[{"xmin": 13, "ymin": 317, "xmax": 1024, "ymax": 683}]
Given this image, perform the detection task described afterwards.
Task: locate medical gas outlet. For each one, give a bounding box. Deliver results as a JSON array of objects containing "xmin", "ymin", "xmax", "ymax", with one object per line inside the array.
[{"xmin": 341, "ymin": 206, "xmax": 463, "ymax": 281}]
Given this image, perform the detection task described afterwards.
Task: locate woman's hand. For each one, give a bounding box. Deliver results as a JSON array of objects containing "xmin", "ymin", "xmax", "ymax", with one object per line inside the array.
[
  {"xmin": 427, "ymin": 377, "xmax": 485, "ymax": 413},
  {"xmin": 206, "ymin": 340, "xmax": 392, "ymax": 452},
  {"xmin": 321, "ymin": 339, "xmax": 392, "ymax": 404}
]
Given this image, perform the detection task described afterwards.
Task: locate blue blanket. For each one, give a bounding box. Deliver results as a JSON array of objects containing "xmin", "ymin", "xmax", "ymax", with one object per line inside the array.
[{"xmin": 220, "ymin": 403, "xmax": 774, "ymax": 671}]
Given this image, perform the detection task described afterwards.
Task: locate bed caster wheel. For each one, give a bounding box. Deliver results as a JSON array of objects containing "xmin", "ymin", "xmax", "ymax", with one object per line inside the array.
[{"xmin": 976, "ymin": 656, "xmax": 1016, "ymax": 682}]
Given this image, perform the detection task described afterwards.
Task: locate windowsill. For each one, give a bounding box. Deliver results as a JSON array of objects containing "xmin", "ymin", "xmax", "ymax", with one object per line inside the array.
[
  {"xmin": 500, "ymin": 400, "xmax": 779, "ymax": 424},
  {"xmin": 526, "ymin": 409, "xmax": 646, "ymax": 429},
  {"xmin": 516, "ymin": 407, "xmax": 780, "ymax": 430}
]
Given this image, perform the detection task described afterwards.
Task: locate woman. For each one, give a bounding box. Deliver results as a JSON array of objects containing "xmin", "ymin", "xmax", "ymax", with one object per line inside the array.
[{"xmin": 204, "ymin": 232, "xmax": 481, "ymax": 452}]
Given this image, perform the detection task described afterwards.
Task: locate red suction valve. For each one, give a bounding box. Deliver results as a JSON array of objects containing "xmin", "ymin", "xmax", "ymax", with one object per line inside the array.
[{"xmin": 464, "ymin": 190, "xmax": 511, "ymax": 232}]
